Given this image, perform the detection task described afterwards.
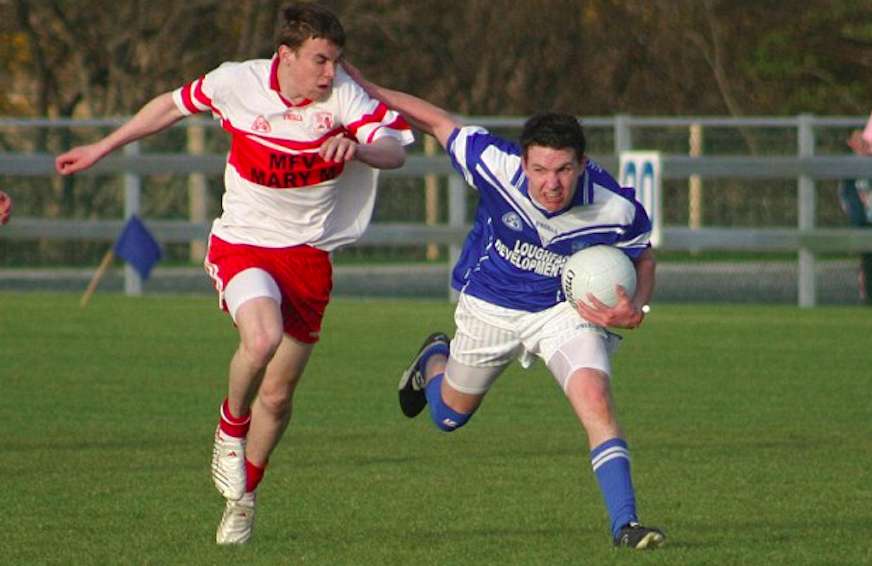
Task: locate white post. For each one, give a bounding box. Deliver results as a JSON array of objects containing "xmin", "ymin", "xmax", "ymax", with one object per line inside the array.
[
  {"xmin": 448, "ymin": 176, "xmax": 466, "ymax": 302},
  {"xmin": 123, "ymin": 141, "xmax": 143, "ymax": 296},
  {"xmin": 798, "ymin": 114, "xmax": 816, "ymax": 308}
]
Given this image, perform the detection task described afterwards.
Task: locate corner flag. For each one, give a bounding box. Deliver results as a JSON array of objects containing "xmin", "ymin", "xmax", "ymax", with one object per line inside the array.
[
  {"xmin": 114, "ymin": 215, "xmax": 162, "ymax": 280},
  {"xmin": 80, "ymin": 215, "xmax": 162, "ymax": 308}
]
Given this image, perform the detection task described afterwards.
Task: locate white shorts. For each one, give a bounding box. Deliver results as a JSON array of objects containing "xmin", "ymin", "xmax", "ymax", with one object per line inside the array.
[{"xmin": 446, "ymin": 293, "xmax": 620, "ymax": 395}]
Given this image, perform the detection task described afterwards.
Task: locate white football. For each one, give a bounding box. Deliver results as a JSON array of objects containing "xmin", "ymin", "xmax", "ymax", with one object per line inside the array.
[{"xmin": 561, "ymin": 245, "xmax": 636, "ymax": 307}]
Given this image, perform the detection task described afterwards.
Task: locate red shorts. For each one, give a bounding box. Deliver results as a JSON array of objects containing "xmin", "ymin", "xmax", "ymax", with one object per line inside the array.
[{"xmin": 205, "ymin": 235, "xmax": 332, "ymax": 343}]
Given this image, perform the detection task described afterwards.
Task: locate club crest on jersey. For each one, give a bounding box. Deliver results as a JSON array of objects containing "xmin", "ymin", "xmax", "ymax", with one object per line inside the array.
[
  {"xmin": 311, "ymin": 111, "xmax": 335, "ymax": 133},
  {"xmin": 502, "ymin": 212, "xmax": 523, "ymax": 231},
  {"xmin": 251, "ymin": 115, "xmax": 271, "ymax": 133}
]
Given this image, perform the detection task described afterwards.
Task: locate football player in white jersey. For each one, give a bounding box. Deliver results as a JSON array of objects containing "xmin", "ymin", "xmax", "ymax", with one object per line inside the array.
[
  {"xmin": 344, "ymin": 63, "xmax": 665, "ymax": 550},
  {"xmin": 55, "ymin": 3, "xmax": 413, "ymax": 545}
]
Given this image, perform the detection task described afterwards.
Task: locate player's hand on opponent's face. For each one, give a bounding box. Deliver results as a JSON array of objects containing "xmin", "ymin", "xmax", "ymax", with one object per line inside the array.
[
  {"xmin": 55, "ymin": 144, "xmax": 104, "ymax": 175},
  {"xmin": 574, "ymin": 285, "xmax": 645, "ymax": 329},
  {"xmin": 319, "ymin": 134, "xmax": 358, "ymax": 163},
  {"xmin": 0, "ymin": 191, "xmax": 13, "ymax": 225},
  {"xmin": 341, "ymin": 60, "xmax": 363, "ymax": 84}
]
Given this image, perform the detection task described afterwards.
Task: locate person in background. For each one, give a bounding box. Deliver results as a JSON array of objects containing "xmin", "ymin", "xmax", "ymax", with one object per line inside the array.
[
  {"xmin": 0, "ymin": 191, "xmax": 12, "ymax": 225},
  {"xmin": 842, "ymin": 128, "xmax": 872, "ymax": 305}
]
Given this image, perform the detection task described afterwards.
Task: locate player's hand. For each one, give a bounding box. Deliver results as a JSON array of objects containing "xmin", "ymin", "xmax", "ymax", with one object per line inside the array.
[
  {"xmin": 847, "ymin": 130, "xmax": 872, "ymax": 156},
  {"xmin": 56, "ymin": 144, "xmax": 106, "ymax": 175},
  {"xmin": 341, "ymin": 60, "xmax": 364, "ymax": 84},
  {"xmin": 340, "ymin": 61, "xmax": 382, "ymax": 105},
  {"xmin": 319, "ymin": 134, "xmax": 357, "ymax": 163},
  {"xmin": 0, "ymin": 191, "xmax": 13, "ymax": 225},
  {"xmin": 574, "ymin": 285, "xmax": 645, "ymax": 329}
]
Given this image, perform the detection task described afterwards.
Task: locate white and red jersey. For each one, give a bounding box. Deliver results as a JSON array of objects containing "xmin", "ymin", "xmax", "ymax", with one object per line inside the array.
[{"xmin": 172, "ymin": 56, "xmax": 414, "ymax": 250}]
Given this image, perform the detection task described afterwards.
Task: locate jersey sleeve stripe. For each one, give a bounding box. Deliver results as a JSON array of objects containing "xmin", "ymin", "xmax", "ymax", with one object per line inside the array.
[
  {"xmin": 192, "ymin": 77, "xmax": 214, "ymax": 111},
  {"xmin": 447, "ymin": 128, "xmax": 475, "ymax": 185},
  {"xmin": 383, "ymin": 115, "xmax": 411, "ymax": 131},
  {"xmin": 447, "ymin": 126, "xmax": 493, "ymax": 185},
  {"xmin": 616, "ymin": 232, "xmax": 652, "ymax": 251},
  {"xmin": 362, "ymin": 117, "xmax": 413, "ymax": 144},
  {"xmin": 510, "ymin": 165, "xmax": 524, "ymax": 187},
  {"xmin": 344, "ymin": 102, "xmax": 390, "ymax": 135},
  {"xmin": 365, "ymin": 125, "xmax": 383, "ymax": 144},
  {"xmin": 173, "ymin": 77, "xmax": 214, "ymax": 116},
  {"xmin": 446, "ymin": 127, "xmax": 462, "ymax": 149},
  {"xmin": 180, "ymin": 84, "xmax": 198, "ymax": 114},
  {"xmin": 171, "ymin": 89, "xmax": 189, "ymax": 115}
]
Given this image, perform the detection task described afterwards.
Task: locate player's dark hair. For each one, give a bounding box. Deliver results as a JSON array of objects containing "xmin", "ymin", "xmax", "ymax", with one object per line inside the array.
[
  {"xmin": 519, "ymin": 112, "xmax": 586, "ymax": 160},
  {"xmin": 275, "ymin": 3, "xmax": 346, "ymax": 51}
]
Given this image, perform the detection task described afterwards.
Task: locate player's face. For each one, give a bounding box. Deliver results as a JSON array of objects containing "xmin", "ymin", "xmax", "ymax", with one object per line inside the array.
[
  {"xmin": 280, "ymin": 37, "xmax": 342, "ymax": 102},
  {"xmin": 522, "ymin": 146, "xmax": 585, "ymax": 212}
]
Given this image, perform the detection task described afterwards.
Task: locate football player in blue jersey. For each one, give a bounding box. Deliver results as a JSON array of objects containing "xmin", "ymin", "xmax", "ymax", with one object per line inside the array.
[{"xmin": 344, "ymin": 63, "xmax": 664, "ymax": 550}]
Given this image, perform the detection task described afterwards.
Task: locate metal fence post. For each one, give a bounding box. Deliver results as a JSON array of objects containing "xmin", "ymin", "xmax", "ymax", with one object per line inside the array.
[
  {"xmin": 123, "ymin": 141, "xmax": 143, "ymax": 296},
  {"xmin": 614, "ymin": 114, "xmax": 632, "ymax": 153},
  {"xmin": 448, "ymin": 175, "xmax": 466, "ymax": 302},
  {"xmin": 798, "ymin": 114, "xmax": 816, "ymax": 308}
]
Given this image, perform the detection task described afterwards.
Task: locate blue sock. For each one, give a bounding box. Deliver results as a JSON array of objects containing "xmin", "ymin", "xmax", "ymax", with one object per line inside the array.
[
  {"xmin": 417, "ymin": 342, "xmax": 449, "ymax": 375},
  {"xmin": 590, "ymin": 438, "xmax": 638, "ymax": 538},
  {"xmin": 425, "ymin": 374, "xmax": 471, "ymax": 432}
]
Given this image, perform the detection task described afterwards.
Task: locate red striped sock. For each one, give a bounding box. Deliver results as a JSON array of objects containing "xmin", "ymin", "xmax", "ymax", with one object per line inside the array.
[
  {"xmin": 219, "ymin": 398, "xmax": 251, "ymax": 438},
  {"xmin": 245, "ymin": 459, "xmax": 266, "ymax": 493}
]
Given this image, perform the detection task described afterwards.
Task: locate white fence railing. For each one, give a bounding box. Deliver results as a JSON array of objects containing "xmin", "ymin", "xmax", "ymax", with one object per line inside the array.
[{"xmin": 3, "ymin": 115, "xmax": 872, "ymax": 306}]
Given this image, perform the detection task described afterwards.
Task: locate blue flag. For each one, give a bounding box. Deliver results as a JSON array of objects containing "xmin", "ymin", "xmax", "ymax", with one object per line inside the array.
[{"xmin": 114, "ymin": 215, "xmax": 162, "ymax": 280}]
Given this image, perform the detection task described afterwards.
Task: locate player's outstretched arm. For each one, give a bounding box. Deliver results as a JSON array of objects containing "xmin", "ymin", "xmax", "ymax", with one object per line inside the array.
[
  {"xmin": 55, "ymin": 92, "xmax": 185, "ymax": 175},
  {"xmin": 342, "ymin": 62, "xmax": 459, "ymax": 149}
]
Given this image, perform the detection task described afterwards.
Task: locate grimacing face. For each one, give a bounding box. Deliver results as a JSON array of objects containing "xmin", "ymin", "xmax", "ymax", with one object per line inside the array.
[
  {"xmin": 279, "ymin": 37, "xmax": 342, "ymax": 102},
  {"xmin": 522, "ymin": 145, "xmax": 585, "ymax": 212}
]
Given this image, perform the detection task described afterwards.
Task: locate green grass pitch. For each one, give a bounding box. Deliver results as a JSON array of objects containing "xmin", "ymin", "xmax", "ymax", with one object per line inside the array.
[{"xmin": 1, "ymin": 292, "xmax": 871, "ymax": 564}]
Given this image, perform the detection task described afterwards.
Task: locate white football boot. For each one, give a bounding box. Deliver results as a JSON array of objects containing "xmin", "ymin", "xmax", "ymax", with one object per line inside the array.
[
  {"xmin": 211, "ymin": 427, "xmax": 246, "ymax": 500},
  {"xmin": 216, "ymin": 491, "xmax": 256, "ymax": 545}
]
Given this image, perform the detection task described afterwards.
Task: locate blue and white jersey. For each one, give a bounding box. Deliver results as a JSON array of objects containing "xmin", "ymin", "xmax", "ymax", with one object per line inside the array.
[{"xmin": 447, "ymin": 126, "xmax": 652, "ymax": 312}]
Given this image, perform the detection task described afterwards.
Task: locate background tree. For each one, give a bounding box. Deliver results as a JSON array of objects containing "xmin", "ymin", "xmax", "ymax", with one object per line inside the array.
[
  {"xmin": 5, "ymin": 0, "xmax": 872, "ymax": 120},
  {"xmin": 1, "ymin": 0, "xmax": 871, "ymax": 266}
]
